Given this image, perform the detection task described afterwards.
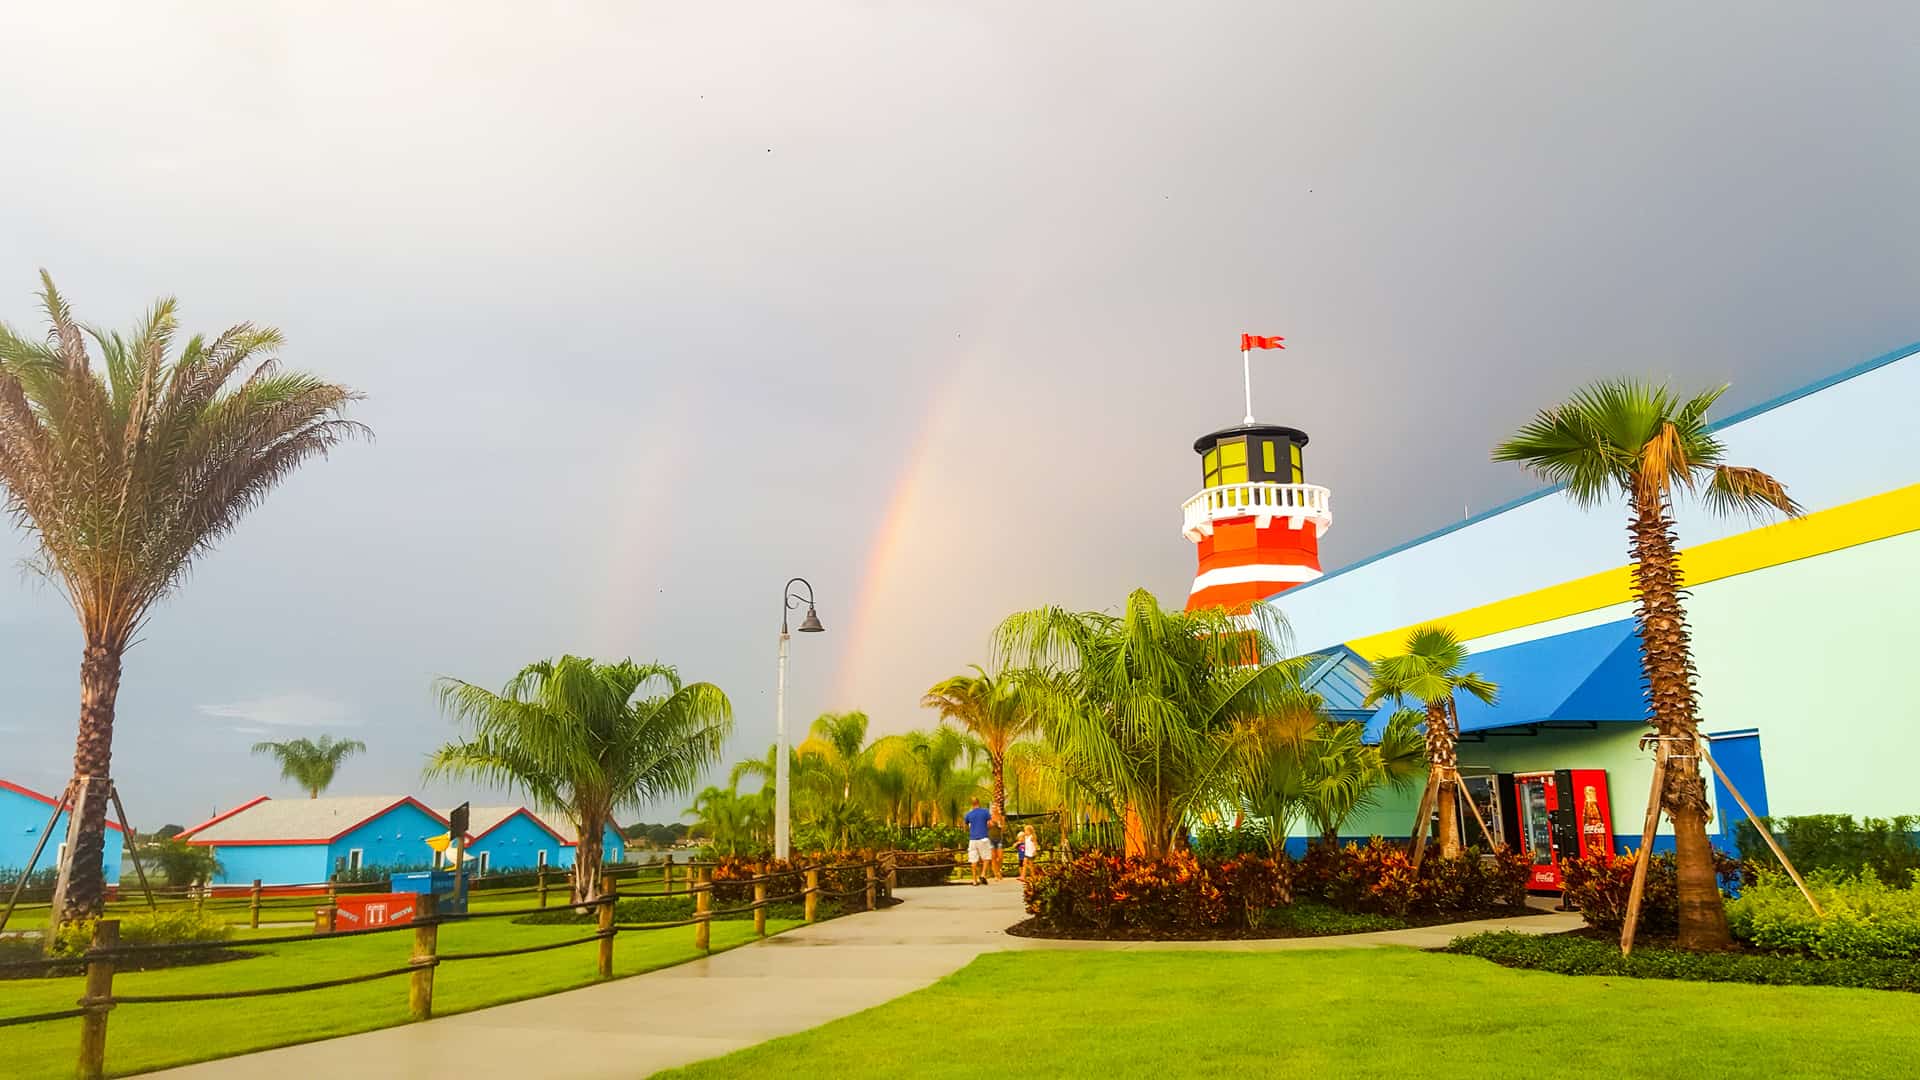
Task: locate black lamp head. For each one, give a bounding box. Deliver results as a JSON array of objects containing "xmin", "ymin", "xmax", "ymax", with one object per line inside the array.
[{"xmin": 797, "ymin": 606, "xmax": 825, "ymax": 633}]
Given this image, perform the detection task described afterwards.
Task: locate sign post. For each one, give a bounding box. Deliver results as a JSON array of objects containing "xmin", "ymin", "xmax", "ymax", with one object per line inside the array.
[{"xmin": 448, "ymin": 802, "xmax": 470, "ymax": 904}]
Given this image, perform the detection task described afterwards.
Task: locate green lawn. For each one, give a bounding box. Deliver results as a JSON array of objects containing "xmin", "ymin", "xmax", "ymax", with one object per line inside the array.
[
  {"xmin": 1, "ymin": 913, "xmax": 797, "ymax": 1078},
  {"xmin": 659, "ymin": 949, "xmax": 1920, "ymax": 1080}
]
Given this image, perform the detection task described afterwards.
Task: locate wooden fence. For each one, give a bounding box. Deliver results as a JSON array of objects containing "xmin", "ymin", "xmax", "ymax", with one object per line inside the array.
[{"xmin": 0, "ymin": 855, "xmax": 928, "ymax": 1079}]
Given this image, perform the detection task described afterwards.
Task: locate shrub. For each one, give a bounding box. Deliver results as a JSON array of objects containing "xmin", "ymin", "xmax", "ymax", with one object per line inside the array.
[
  {"xmin": 50, "ymin": 907, "xmax": 232, "ymax": 959},
  {"xmin": 1560, "ymin": 848, "xmax": 1745, "ymax": 933},
  {"xmin": 1736, "ymin": 814, "xmax": 1920, "ymax": 883},
  {"xmin": 1189, "ymin": 822, "xmax": 1270, "ymax": 861},
  {"xmin": 1727, "ymin": 868, "xmax": 1920, "ymax": 959},
  {"xmin": 704, "ymin": 852, "xmax": 890, "ymax": 907},
  {"xmin": 1446, "ymin": 930, "xmax": 1920, "ymax": 992},
  {"xmin": 1025, "ymin": 852, "xmax": 1290, "ymax": 933}
]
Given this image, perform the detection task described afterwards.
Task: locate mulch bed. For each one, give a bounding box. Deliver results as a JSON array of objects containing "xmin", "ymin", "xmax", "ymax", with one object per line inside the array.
[
  {"xmin": 1005, "ymin": 905, "xmax": 1542, "ymax": 942},
  {"xmin": 0, "ymin": 939, "xmax": 260, "ymax": 980}
]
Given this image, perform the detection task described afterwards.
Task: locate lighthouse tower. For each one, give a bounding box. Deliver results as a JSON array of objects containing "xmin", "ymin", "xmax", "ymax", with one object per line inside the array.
[{"xmin": 1182, "ymin": 422, "xmax": 1332, "ymax": 612}]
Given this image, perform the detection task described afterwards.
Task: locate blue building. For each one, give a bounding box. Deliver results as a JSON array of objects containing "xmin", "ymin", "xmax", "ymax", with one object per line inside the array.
[
  {"xmin": 1, "ymin": 778, "xmax": 126, "ymax": 883},
  {"xmin": 458, "ymin": 806, "xmax": 625, "ymax": 875},
  {"xmin": 180, "ymin": 795, "xmax": 451, "ymax": 886}
]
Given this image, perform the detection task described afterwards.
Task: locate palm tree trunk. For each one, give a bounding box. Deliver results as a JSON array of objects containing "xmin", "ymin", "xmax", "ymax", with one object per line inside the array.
[
  {"xmin": 1629, "ymin": 492, "xmax": 1732, "ymax": 950},
  {"xmin": 573, "ymin": 814, "xmax": 606, "ymax": 905},
  {"xmin": 989, "ymin": 751, "xmax": 1007, "ymax": 820},
  {"xmin": 51, "ymin": 643, "xmax": 123, "ymax": 926},
  {"xmin": 1430, "ymin": 700, "xmax": 1461, "ymax": 859}
]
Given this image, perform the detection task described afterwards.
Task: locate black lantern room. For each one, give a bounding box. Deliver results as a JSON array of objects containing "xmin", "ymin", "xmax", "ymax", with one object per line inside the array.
[{"xmin": 1193, "ymin": 423, "xmax": 1308, "ymax": 487}]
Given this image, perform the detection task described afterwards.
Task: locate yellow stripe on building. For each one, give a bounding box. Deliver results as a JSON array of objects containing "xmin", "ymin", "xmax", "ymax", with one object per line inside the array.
[{"xmin": 1344, "ymin": 482, "xmax": 1920, "ymax": 661}]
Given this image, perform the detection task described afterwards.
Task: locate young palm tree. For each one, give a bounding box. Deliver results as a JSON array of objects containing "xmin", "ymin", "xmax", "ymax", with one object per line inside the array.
[
  {"xmin": 922, "ymin": 665, "xmax": 1040, "ymax": 821},
  {"xmin": 251, "ymin": 735, "xmax": 368, "ymax": 798},
  {"xmin": 1296, "ymin": 713, "xmax": 1427, "ymax": 844},
  {"xmin": 686, "ymin": 783, "xmax": 770, "ymax": 856},
  {"xmin": 1364, "ymin": 625, "xmax": 1498, "ymax": 864},
  {"xmin": 995, "ymin": 588, "xmax": 1309, "ymax": 858},
  {"xmin": 428, "ymin": 656, "xmax": 732, "ymax": 903},
  {"xmin": 1494, "ymin": 379, "xmax": 1798, "ymax": 950},
  {"xmin": 0, "ymin": 274, "xmax": 364, "ymax": 923}
]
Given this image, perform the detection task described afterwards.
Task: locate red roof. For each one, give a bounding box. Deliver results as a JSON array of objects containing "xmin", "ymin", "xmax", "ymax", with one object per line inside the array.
[{"xmin": 0, "ymin": 779, "xmax": 127, "ymax": 833}]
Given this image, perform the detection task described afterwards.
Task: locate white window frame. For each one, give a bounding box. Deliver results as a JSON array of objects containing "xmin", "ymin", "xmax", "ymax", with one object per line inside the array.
[
  {"xmin": 347, "ymin": 848, "xmax": 364, "ymax": 871},
  {"xmin": 476, "ymin": 852, "xmax": 490, "ymax": 876},
  {"xmin": 536, "ymin": 849, "xmax": 548, "ymax": 868}
]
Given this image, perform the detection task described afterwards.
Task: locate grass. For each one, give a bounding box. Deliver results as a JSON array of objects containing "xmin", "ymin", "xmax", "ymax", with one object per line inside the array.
[
  {"xmin": 657, "ymin": 949, "xmax": 1920, "ymax": 1080},
  {"xmin": 0, "ymin": 912, "xmax": 799, "ymax": 1078}
]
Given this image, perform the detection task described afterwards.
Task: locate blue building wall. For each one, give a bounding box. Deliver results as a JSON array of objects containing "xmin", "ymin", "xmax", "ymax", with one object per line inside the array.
[
  {"xmin": 209, "ymin": 843, "xmax": 330, "ymax": 886},
  {"xmin": 467, "ymin": 812, "xmax": 565, "ymax": 873},
  {"xmin": 327, "ymin": 801, "xmax": 448, "ymax": 877},
  {"xmin": 1, "ymin": 783, "xmax": 126, "ymax": 882}
]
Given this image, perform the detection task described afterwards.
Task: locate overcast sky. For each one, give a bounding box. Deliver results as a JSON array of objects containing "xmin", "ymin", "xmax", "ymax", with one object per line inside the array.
[{"xmin": 1, "ymin": 3, "xmax": 1915, "ymax": 829}]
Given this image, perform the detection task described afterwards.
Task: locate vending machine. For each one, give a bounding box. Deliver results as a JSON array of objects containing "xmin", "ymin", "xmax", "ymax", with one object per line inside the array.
[{"xmin": 1502, "ymin": 770, "xmax": 1613, "ymax": 892}]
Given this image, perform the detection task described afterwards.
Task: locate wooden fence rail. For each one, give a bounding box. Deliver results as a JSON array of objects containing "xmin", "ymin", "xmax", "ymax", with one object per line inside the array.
[{"xmin": 3, "ymin": 857, "xmax": 901, "ymax": 1080}]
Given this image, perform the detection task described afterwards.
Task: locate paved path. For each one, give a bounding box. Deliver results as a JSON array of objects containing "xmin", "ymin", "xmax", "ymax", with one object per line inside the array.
[{"xmin": 152, "ymin": 883, "xmax": 1576, "ymax": 1079}]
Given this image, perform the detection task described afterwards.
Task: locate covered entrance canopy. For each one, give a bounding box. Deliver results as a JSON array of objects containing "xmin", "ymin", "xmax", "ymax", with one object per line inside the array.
[{"xmin": 1359, "ymin": 618, "xmax": 1649, "ymax": 740}]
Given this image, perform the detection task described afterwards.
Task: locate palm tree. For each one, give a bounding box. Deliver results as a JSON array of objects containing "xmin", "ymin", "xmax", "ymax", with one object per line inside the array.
[
  {"xmin": 686, "ymin": 784, "xmax": 770, "ymax": 856},
  {"xmin": 427, "ymin": 656, "xmax": 732, "ymax": 903},
  {"xmin": 995, "ymin": 588, "xmax": 1309, "ymax": 858},
  {"xmin": 1494, "ymin": 379, "xmax": 1798, "ymax": 950},
  {"xmin": 251, "ymin": 735, "xmax": 368, "ymax": 799},
  {"xmin": 1364, "ymin": 625, "xmax": 1498, "ymax": 864},
  {"xmin": 0, "ymin": 274, "xmax": 364, "ymax": 924},
  {"xmin": 1296, "ymin": 713, "xmax": 1426, "ymax": 844},
  {"xmin": 922, "ymin": 665, "xmax": 1040, "ymax": 821}
]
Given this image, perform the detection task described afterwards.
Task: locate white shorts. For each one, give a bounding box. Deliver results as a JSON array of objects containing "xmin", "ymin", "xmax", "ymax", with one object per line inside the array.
[{"xmin": 967, "ymin": 838, "xmax": 994, "ymax": 863}]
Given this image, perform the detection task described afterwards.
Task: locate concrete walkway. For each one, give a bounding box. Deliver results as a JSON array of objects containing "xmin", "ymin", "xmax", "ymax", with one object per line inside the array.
[{"xmin": 151, "ymin": 883, "xmax": 1577, "ymax": 1079}]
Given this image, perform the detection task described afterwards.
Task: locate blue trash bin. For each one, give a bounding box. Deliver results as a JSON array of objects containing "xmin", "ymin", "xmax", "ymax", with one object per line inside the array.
[{"xmin": 391, "ymin": 869, "xmax": 469, "ymax": 915}]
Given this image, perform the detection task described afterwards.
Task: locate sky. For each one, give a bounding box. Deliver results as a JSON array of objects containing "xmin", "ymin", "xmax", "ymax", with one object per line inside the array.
[{"xmin": 0, "ymin": 3, "xmax": 1916, "ymax": 830}]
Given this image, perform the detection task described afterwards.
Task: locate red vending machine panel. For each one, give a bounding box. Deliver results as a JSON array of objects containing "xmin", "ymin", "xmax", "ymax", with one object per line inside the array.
[{"xmin": 1512, "ymin": 770, "xmax": 1614, "ymax": 892}]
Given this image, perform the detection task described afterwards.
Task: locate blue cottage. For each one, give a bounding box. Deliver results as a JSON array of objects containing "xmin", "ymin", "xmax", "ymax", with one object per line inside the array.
[
  {"xmin": 458, "ymin": 806, "xmax": 625, "ymax": 875},
  {"xmin": 180, "ymin": 795, "xmax": 451, "ymax": 886},
  {"xmin": 1, "ymin": 778, "xmax": 126, "ymax": 883}
]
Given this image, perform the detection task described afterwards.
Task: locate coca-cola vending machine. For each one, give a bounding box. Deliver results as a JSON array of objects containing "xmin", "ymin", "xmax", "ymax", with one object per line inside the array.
[{"xmin": 1499, "ymin": 769, "xmax": 1613, "ymax": 892}]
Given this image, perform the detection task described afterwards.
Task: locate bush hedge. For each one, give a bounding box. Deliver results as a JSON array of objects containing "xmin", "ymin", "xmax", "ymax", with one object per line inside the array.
[
  {"xmin": 1558, "ymin": 849, "xmax": 1743, "ymax": 934},
  {"xmin": 50, "ymin": 907, "xmax": 232, "ymax": 959},
  {"xmin": 1024, "ymin": 841, "xmax": 1529, "ymax": 934},
  {"xmin": 1735, "ymin": 814, "xmax": 1920, "ymax": 883},
  {"xmin": 1446, "ymin": 930, "xmax": 1920, "ymax": 992},
  {"xmin": 1726, "ymin": 869, "xmax": 1920, "ymax": 959}
]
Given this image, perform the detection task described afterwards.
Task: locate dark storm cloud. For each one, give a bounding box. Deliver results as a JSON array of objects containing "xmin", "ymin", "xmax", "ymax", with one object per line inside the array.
[{"xmin": 1, "ymin": 2, "xmax": 1914, "ymax": 825}]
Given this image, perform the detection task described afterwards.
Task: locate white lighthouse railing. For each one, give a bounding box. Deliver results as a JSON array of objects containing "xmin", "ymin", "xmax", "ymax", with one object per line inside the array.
[{"xmin": 1182, "ymin": 482, "xmax": 1332, "ymax": 541}]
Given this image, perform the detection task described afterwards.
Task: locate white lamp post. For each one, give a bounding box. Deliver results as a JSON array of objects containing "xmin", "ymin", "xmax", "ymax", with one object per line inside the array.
[{"xmin": 775, "ymin": 577, "xmax": 825, "ymax": 860}]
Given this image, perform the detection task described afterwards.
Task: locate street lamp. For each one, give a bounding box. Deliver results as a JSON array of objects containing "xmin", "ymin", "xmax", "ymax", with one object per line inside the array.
[{"xmin": 776, "ymin": 577, "xmax": 825, "ymax": 859}]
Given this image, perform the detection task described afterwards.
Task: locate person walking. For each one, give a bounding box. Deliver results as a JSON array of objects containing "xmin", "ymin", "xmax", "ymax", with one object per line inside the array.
[
  {"xmin": 963, "ymin": 797, "xmax": 993, "ymax": 886},
  {"xmin": 1018, "ymin": 824, "xmax": 1039, "ymax": 882}
]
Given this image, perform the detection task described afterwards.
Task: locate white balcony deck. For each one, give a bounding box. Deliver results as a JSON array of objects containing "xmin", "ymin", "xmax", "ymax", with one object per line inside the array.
[{"xmin": 1182, "ymin": 482, "xmax": 1332, "ymax": 541}]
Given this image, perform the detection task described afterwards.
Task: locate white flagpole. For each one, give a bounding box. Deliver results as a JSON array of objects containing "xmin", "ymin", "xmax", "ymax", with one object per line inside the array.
[{"xmin": 1242, "ymin": 346, "xmax": 1255, "ymax": 424}]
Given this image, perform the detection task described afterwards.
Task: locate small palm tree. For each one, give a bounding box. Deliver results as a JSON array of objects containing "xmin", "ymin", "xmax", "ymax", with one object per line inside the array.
[
  {"xmin": 1494, "ymin": 378, "xmax": 1798, "ymax": 951},
  {"xmin": 687, "ymin": 784, "xmax": 770, "ymax": 856},
  {"xmin": 428, "ymin": 657, "xmax": 732, "ymax": 903},
  {"xmin": 252, "ymin": 735, "xmax": 368, "ymax": 798},
  {"xmin": 922, "ymin": 665, "xmax": 1040, "ymax": 821},
  {"xmin": 1364, "ymin": 625, "xmax": 1498, "ymax": 864},
  {"xmin": 995, "ymin": 588, "xmax": 1308, "ymax": 858},
  {"xmin": 0, "ymin": 274, "xmax": 364, "ymax": 924}
]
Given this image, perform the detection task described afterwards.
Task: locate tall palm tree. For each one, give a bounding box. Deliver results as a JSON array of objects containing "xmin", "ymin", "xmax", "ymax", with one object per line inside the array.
[
  {"xmin": 0, "ymin": 274, "xmax": 364, "ymax": 924},
  {"xmin": 922, "ymin": 665, "xmax": 1040, "ymax": 821},
  {"xmin": 427, "ymin": 656, "xmax": 732, "ymax": 903},
  {"xmin": 686, "ymin": 783, "xmax": 770, "ymax": 856},
  {"xmin": 1494, "ymin": 379, "xmax": 1798, "ymax": 950},
  {"xmin": 995, "ymin": 588, "xmax": 1309, "ymax": 858},
  {"xmin": 798, "ymin": 711, "xmax": 872, "ymax": 804},
  {"xmin": 251, "ymin": 735, "xmax": 368, "ymax": 798},
  {"xmin": 1364, "ymin": 625, "xmax": 1498, "ymax": 864}
]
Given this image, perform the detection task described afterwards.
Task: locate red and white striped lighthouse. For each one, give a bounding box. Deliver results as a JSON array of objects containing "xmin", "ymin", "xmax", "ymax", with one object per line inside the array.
[{"xmin": 1182, "ymin": 337, "xmax": 1332, "ymax": 612}]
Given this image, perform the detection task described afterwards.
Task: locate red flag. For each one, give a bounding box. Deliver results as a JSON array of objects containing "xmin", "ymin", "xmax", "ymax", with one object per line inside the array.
[{"xmin": 1240, "ymin": 333, "xmax": 1285, "ymax": 350}]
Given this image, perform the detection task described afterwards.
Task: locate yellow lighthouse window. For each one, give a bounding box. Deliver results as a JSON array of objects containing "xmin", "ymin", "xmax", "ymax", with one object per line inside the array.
[
  {"xmin": 1261, "ymin": 441, "xmax": 1276, "ymax": 474},
  {"xmin": 1291, "ymin": 443, "xmax": 1303, "ymax": 483},
  {"xmin": 1205, "ymin": 438, "xmax": 1249, "ymax": 489}
]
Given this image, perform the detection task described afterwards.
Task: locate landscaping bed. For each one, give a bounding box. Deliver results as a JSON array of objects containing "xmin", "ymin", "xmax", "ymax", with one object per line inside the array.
[
  {"xmin": 1009, "ymin": 900, "xmax": 1540, "ymax": 941},
  {"xmin": 0, "ymin": 936, "xmax": 259, "ymax": 979},
  {"xmin": 1445, "ymin": 930, "xmax": 1920, "ymax": 993}
]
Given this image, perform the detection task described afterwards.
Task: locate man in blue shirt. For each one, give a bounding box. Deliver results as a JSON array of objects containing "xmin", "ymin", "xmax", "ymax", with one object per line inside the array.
[{"xmin": 963, "ymin": 797, "xmax": 993, "ymax": 885}]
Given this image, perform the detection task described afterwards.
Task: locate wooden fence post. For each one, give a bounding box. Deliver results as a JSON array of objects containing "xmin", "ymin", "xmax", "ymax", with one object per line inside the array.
[
  {"xmin": 663, "ymin": 854, "xmax": 675, "ymax": 895},
  {"xmin": 537, "ymin": 866, "xmax": 549, "ymax": 909},
  {"xmin": 76, "ymin": 918, "xmax": 118, "ymax": 1080},
  {"xmin": 408, "ymin": 894, "xmax": 438, "ymax": 1021},
  {"xmin": 753, "ymin": 876, "xmax": 767, "ymax": 938},
  {"xmin": 886, "ymin": 853, "xmax": 898, "ymax": 893},
  {"xmin": 804, "ymin": 868, "xmax": 819, "ymax": 924},
  {"xmin": 249, "ymin": 879, "xmax": 263, "ymax": 930},
  {"xmin": 313, "ymin": 905, "xmax": 336, "ymax": 933},
  {"xmin": 597, "ymin": 874, "xmax": 616, "ymax": 978},
  {"xmin": 694, "ymin": 869, "xmax": 711, "ymax": 953},
  {"xmin": 865, "ymin": 863, "xmax": 877, "ymax": 911}
]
